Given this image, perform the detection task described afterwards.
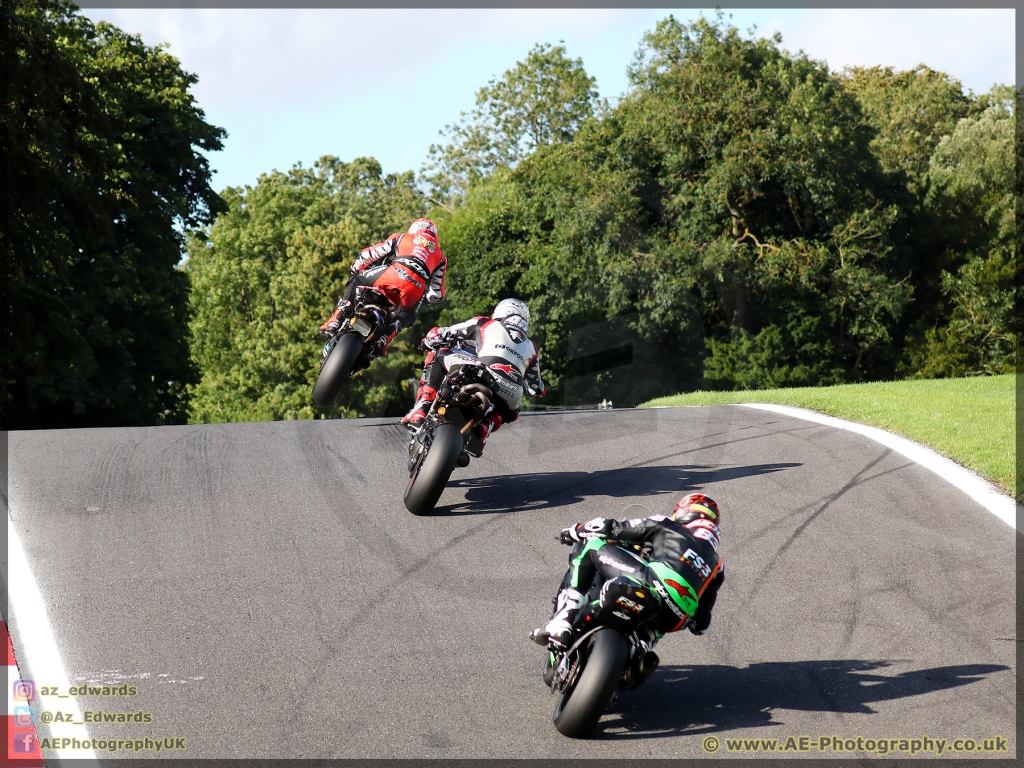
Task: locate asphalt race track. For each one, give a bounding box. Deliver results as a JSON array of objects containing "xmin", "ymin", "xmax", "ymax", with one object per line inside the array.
[{"xmin": 6, "ymin": 407, "xmax": 1017, "ymax": 759}]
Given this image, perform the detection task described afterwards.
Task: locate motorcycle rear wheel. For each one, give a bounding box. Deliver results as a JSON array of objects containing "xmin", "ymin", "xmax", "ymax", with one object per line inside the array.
[
  {"xmin": 403, "ymin": 423, "xmax": 463, "ymax": 515},
  {"xmin": 312, "ymin": 333, "xmax": 363, "ymax": 406},
  {"xmin": 552, "ymin": 629, "xmax": 629, "ymax": 738}
]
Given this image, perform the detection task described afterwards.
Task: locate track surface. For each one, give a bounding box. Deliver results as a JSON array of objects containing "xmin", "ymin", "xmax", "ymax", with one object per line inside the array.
[{"xmin": 7, "ymin": 407, "xmax": 1016, "ymax": 758}]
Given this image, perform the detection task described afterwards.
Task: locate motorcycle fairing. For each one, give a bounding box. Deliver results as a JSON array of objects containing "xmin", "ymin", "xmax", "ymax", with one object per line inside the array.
[{"xmin": 441, "ymin": 341, "xmax": 524, "ymax": 410}]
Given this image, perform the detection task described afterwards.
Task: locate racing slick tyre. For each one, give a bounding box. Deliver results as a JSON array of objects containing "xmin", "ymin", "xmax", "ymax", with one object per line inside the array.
[
  {"xmin": 313, "ymin": 333, "xmax": 363, "ymax": 406},
  {"xmin": 552, "ymin": 629, "xmax": 629, "ymax": 739},
  {"xmin": 403, "ymin": 423, "xmax": 462, "ymax": 516}
]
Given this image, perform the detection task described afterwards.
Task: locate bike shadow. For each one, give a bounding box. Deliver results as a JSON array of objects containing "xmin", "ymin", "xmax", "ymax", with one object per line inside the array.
[
  {"xmin": 432, "ymin": 462, "xmax": 801, "ymax": 516},
  {"xmin": 594, "ymin": 660, "xmax": 1011, "ymax": 738}
]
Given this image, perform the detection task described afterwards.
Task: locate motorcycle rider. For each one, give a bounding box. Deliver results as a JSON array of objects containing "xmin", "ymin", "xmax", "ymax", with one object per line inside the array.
[
  {"xmin": 318, "ymin": 218, "xmax": 447, "ymax": 354},
  {"xmin": 531, "ymin": 493, "xmax": 725, "ymax": 681},
  {"xmin": 402, "ymin": 298, "xmax": 546, "ymax": 445}
]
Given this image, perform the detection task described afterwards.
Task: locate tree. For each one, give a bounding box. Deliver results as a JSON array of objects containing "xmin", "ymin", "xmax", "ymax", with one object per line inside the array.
[
  {"xmin": 422, "ymin": 42, "xmax": 598, "ymax": 208},
  {"xmin": 431, "ymin": 15, "xmax": 920, "ymax": 402},
  {"xmin": 839, "ymin": 65, "xmax": 975, "ymax": 196},
  {"xmin": 905, "ymin": 102, "xmax": 1016, "ymax": 376},
  {"xmin": 186, "ymin": 157, "xmax": 430, "ymax": 422},
  {"xmin": 615, "ymin": 15, "xmax": 910, "ymax": 387},
  {"xmin": 2, "ymin": 0, "xmax": 224, "ymax": 429}
]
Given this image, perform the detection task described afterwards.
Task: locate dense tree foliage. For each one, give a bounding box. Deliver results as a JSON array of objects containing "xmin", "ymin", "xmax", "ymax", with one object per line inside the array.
[
  {"xmin": 907, "ymin": 103, "xmax": 1016, "ymax": 376},
  {"xmin": 433, "ymin": 18, "xmax": 912, "ymax": 404},
  {"xmin": 11, "ymin": 6, "xmax": 1012, "ymax": 426},
  {"xmin": 2, "ymin": 0, "xmax": 224, "ymax": 429},
  {"xmin": 425, "ymin": 16, "xmax": 1014, "ymax": 407},
  {"xmin": 185, "ymin": 157, "xmax": 430, "ymax": 421}
]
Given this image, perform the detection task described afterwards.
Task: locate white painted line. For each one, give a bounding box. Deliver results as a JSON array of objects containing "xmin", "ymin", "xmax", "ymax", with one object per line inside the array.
[
  {"xmin": 6, "ymin": 513, "xmax": 98, "ymax": 763},
  {"xmin": 740, "ymin": 403, "xmax": 1018, "ymax": 531}
]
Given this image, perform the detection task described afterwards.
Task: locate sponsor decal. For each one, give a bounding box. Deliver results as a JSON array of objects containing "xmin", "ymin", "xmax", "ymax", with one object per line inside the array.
[
  {"xmin": 495, "ymin": 343, "xmax": 525, "ymax": 359},
  {"xmin": 616, "ymin": 596, "xmax": 644, "ymax": 613},
  {"xmin": 681, "ymin": 547, "xmax": 712, "ymax": 578},
  {"xmin": 490, "ymin": 363, "xmax": 516, "ymax": 374},
  {"xmin": 652, "ymin": 580, "xmax": 687, "ymax": 618},
  {"xmin": 691, "ymin": 524, "xmax": 720, "ymax": 551},
  {"xmin": 665, "ymin": 578, "xmax": 696, "ymax": 601},
  {"xmin": 392, "ymin": 265, "xmax": 424, "ymax": 288},
  {"xmin": 612, "ymin": 610, "xmax": 632, "ymax": 620},
  {"xmin": 598, "ymin": 554, "xmax": 635, "ymax": 573}
]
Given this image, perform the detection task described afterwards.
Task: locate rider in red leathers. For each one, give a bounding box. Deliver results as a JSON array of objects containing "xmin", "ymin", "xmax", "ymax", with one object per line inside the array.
[{"xmin": 318, "ymin": 218, "xmax": 447, "ymax": 354}]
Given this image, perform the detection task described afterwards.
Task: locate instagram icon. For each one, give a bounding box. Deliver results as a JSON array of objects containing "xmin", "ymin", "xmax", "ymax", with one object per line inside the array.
[{"xmin": 13, "ymin": 679, "xmax": 35, "ymax": 702}]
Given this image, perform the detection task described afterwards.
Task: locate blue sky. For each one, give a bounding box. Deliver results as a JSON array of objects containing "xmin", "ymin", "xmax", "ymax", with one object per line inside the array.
[{"xmin": 82, "ymin": 8, "xmax": 1015, "ymax": 193}]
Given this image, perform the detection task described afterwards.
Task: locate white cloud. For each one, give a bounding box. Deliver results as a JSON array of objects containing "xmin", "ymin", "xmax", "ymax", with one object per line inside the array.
[
  {"xmin": 86, "ymin": 8, "xmax": 650, "ymax": 108},
  {"xmin": 768, "ymin": 9, "xmax": 1014, "ymax": 93}
]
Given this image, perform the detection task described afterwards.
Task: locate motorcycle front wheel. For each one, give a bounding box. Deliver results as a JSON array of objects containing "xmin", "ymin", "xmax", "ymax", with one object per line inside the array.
[
  {"xmin": 403, "ymin": 423, "xmax": 463, "ymax": 516},
  {"xmin": 552, "ymin": 629, "xmax": 629, "ymax": 738},
  {"xmin": 312, "ymin": 333, "xmax": 363, "ymax": 406}
]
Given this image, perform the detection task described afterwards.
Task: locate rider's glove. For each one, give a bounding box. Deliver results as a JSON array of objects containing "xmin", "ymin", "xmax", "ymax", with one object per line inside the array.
[
  {"xmin": 559, "ymin": 517, "xmax": 611, "ymax": 545},
  {"xmin": 580, "ymin": 517, "xmax": 612, "ymax": 539},
  {"xmin": 559, "ymin": 525, "xmax": 582, "ymax": 545}
]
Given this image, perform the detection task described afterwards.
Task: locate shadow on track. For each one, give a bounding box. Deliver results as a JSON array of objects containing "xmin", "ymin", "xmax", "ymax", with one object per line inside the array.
[
  {"xmin": 433, "ymin": 462, "xmax": 801, "ymax": 516},
  {"xmin": 594, "ymin": 660, "xmax": 1011, "ymax": 738}
]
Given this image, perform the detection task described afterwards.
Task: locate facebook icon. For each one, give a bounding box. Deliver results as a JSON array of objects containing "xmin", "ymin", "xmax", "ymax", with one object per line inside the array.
[{"xmin": 13, "ymin": 731, "xmax": 37, "ymax": 754}]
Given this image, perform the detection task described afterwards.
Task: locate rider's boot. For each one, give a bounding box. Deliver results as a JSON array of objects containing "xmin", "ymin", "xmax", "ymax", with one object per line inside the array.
[
  {"xmin": 473, "ymin": 411, "xmax": 504, "ymax": 449},
  {"xmin": 372, "ymin": 323, "xmax": 400, "ymax": 356},
  {"xmin": 402, "ymin": 385, "xmax": 436, "ymax": 429},
  {"xmin": 530, "ymin": 588, "xmax": 584, "ymax": 649},
  {"xmin": 318, "ymin": 298, "xmax": 353, "ymax": 337}
]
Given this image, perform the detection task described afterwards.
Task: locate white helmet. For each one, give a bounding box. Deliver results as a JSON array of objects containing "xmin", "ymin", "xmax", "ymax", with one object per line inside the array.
[{"xmin": 492, "ymin": 298, "xmax": 530, "ymax": 343}]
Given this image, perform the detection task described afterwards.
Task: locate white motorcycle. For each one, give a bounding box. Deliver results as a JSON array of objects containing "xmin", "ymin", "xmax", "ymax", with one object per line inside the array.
[{"xmin": 403, "ymin": 327, "xmax": 529, "ymax": 516}]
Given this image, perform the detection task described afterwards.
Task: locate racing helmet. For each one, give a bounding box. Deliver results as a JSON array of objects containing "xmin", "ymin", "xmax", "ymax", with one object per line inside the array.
[
  {"xmin": 672, "ymin": 493, "xmax": 721, "ymax": 527},
  {"xmin": 492, "ymin": 298, "xmax": 530, "ymax": 343},
  {"xmin": 408, "ymin": 218, "xmax": 438, "ymax": 237}
]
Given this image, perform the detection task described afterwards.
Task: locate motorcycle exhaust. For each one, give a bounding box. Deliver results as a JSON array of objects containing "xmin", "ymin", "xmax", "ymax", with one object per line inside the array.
[{"xmin": 457, "ymin": 384, "xmax": 492, "ymax": 435}]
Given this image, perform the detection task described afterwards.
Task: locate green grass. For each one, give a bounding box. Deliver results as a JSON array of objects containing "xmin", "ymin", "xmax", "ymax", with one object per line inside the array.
[{"xmin": 640, "ymin": 374, "xmax": 1016, "ymax": 499}]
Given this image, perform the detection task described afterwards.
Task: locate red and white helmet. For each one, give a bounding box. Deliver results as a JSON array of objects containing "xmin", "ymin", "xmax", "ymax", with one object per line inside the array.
[
  {"xmin": 672, "ymin": 493, "xmax": 721, "ymax": 527},
  {"xmin": 408, "ymin": 218, "xmax": 437, "ymax": 237}
]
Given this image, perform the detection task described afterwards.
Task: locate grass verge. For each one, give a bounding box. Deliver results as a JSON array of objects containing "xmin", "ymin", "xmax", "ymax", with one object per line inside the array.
[{"xmin": 640, "ymin": 374, "xmax": 1016, "ymax": 500}]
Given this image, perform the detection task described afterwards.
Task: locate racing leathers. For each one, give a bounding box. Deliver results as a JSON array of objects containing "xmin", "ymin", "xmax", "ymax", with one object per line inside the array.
[
  {"xmin": 536, "ymin": 512, "xmax": 724, "ymax": 650},
  {"xmin": 404, "ymin": 316, "xmax": 546, "ymax": 438},
  {"xmin": 319, "ymin": 229, "xmax": 447, "ymax": 351}
]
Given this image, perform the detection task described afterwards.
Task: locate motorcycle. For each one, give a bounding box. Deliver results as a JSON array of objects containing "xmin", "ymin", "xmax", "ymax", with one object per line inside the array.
[
  {"xmin": 403, "ymin": 344, "xmax": 526, "ymax": 516},
  {"xmin": 543, "ymin": 507, "xmax": 669, "ymax": 738},
  {"xmin": 312, "ymin": 286, "xmax": 400, "ymax": 407}
]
